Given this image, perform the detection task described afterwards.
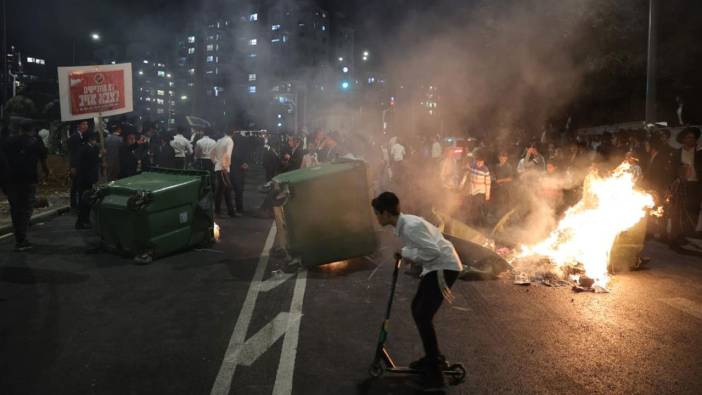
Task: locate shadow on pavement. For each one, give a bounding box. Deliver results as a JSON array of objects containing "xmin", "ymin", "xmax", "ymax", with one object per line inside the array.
[
  {"xmin": 357, "ymin": 376, "xmax": 446, "ymax": 395},
  {"xmin": 0, "ymin": 266, "xmax": 89, "ymax": 284}
]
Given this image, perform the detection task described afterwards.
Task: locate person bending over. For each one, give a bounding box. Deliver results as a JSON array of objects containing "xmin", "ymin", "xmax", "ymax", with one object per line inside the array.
[{"xmin": 371, "ymin": 191, "xmax": 463, "ymax": 389}]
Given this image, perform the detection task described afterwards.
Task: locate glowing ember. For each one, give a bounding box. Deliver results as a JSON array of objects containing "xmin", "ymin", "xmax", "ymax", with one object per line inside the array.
[
  {"xmin": 214, "ymin": 222, "xmax": 221, "ymax": 242},
  {"xmin": 518, "ymin": 163, "xmax": 654, "ymax": 286}
]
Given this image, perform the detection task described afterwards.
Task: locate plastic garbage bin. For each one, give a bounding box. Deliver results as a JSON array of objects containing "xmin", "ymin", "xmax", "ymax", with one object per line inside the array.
[
  {"xmin": 92, "ymin": 168, "xmax": 214, "ymax": 261},
  {"xmin": 272, "ymin": 160, "xmax": 378, "ymax": 267}
]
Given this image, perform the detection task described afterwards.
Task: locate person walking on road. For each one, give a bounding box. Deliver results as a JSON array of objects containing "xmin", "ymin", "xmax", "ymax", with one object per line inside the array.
[
  {"xmin": 212, "ymin": 130, "xmax": 235, "ymax": 217},
  {"xmin": 1, "ymin": 124, "xmax": 50, "ymax": 251},
  {"xmin": 371, "ymin": 191, "xmax": 463, "ymax": 390},
  {"xmin": 75, "ymin": 132, "xmax": 101, "ymax": 229}
]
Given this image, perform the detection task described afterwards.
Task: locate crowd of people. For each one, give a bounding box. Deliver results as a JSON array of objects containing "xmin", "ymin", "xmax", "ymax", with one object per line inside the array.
[
  {"xmin": 378, "ymin": 126, "xmax": 702, "ymax": 251},
  {"xmin": 2, "ymin": 114, "xmax": 701, "ymax": 253}
]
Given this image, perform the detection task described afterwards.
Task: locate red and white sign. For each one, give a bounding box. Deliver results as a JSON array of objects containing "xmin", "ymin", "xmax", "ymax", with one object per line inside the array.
[{"xmin": 58, "ymin": 63, "xmax": 133, "ymax": 121}]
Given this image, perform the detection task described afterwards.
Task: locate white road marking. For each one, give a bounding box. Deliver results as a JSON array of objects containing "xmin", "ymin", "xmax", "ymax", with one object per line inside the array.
[
  {"xmin": 660, "ymin": 297, "xmax": 702, "ymax": 320},
  {"xmin": 236, "ymin": 312, "xmax": 302, "ymax": 367},
  {"xmin": 260, "ymin": 272, "xmax": 296, "ymax": 292},
  {"xmin": 273, "ymin": 270, "xmax": 307, "ymax": 395},
  {"xmin": 0, "ymin": 232, "xmax": 14, "ymax": 241},
  {"xmin": 210, "ymin": 224, "xmax": 277, "ymax": 395}
]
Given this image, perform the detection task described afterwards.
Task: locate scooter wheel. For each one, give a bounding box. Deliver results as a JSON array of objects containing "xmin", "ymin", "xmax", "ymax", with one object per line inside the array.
[
  {"xmin": 447, "ymin": 364, "xmax": 466, "ymax": 385},
  {"xmin": 368, "ymin": 362, "xmax": 385, "ymax": 378}
]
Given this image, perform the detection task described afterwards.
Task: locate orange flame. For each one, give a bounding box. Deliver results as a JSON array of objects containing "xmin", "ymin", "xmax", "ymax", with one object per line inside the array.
[{"xmin": 518, "ymin": 163, "xmax": 654, "ymax": 286}]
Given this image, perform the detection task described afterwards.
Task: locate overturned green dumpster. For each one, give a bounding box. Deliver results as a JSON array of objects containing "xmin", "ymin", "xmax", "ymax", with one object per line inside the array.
[
  {"xmin": 272, "ymin": 160, "xmax": 378, "ymax": 267},
  {"xmin": 92, "ymin": 169, "xmax": 215, "ymax": 263}
]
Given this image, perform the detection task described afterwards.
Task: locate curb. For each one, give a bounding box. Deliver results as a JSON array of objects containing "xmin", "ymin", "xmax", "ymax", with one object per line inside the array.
[{"xmin": 0, "ymin": 205, "xmax": 71, "ymax": 237}]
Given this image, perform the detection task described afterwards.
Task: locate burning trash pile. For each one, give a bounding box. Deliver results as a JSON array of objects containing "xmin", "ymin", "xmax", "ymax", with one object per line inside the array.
[{"xmin": 506, "ymin": 163, "xmax": 656, "ymax": 293}]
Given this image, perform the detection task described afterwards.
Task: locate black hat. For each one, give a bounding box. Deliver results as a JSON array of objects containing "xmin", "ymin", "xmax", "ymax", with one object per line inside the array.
[{"xmin": 676, "ymin": 127, "xmax": 701, "ymax": 144}]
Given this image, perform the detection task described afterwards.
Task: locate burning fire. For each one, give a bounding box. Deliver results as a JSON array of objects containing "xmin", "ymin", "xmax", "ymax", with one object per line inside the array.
[
  {"xmin": 214, "ymin": 222, "xmax": 221, "ymax": 242},
  {"xmin": 517, "ymin": 163, "xmax": 654, "ymax": 286}
]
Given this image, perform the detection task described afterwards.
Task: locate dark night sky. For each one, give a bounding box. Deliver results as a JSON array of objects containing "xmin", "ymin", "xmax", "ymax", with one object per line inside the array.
[{"xmin": 5, "ymin": 0, "xmax": 421, "ymax": 66}]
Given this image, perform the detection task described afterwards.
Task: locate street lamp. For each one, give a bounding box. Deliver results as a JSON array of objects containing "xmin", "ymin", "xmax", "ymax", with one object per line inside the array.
[
  {"xmin": 362, "ymin": 50, "xmax": 369, "ymax": 62},
  {"xmin": 72, "ymin": 32, "xmax": 102, "ymax": 65}
]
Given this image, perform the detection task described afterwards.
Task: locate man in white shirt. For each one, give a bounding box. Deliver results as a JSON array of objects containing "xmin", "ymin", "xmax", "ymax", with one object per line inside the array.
[
  {"xmin": 671, "ymin": 127, "xmax": 702, "ymax": 249},
  {"xmin": 389, "ymin": 138, "xmax": 406, "ymax": 182},
  {"xmin": 371, "ymin": 192, "xmax": 462, "ymax": 389},
  {"xmin": 194, "ymin": 129, "xmax": 216, "ymax": 172},
  {"xmin": 170, "ymin": 127, "xmax": 193, "ymax": 169},
  {"xmin": 211, "ymin": 130, "xmax": 235, "ymax": 217}
]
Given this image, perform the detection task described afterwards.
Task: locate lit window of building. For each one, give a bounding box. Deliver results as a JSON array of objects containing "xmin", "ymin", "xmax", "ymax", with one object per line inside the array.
[
  {"xmin": 169, "ymin": 82, "xmax": 174, "ymax": 87},
  {"xmin": 249, "ymin": 38, "xmax": 257, "ymax": 46},
  {"xmin": 157, "ymin": 98, "xmax": 165, "ymax": 105},
  {"xmin": 249, "ymin": 13, "xmax": 258, "ymax": 22},
  {"xmin": 248, "ymin": 85, "xmax": 256, "ymax": 93},
  {"xmin": 207, "ymin": 55, "xmax": 214, "ymax": 62},
  {"xmin": 248, "ymin": 53, "xmax": 257, "ymax": 58},
  {"xmin": 322, "ymin": 25, "xmax": 326, "ymax": 31},
  {"xmin": 157, "ymin": 90, "xmax": 165, "ymax": 96},
  {"xmin": 272, "ymin": 38, "xmax": 280, "ymax": 43},
  {"xmin": 157, "ymin": 108, "xmax": 165, "ymax": 114},
  {"xmin": 157, "ymin": 71, "xmax": 165, "ymax": 77},
  {"xmin": 188, "ymin": 68, "xmax": 195, "ymax": 75},
  {"xmin": 272, "ymin": 24, "xmax": 281, "ymax": 31},
  {"xmin": 248, "ymin": 73, "xmax": 257, "ymax": 82},
  {"xmin": 207, "ymin": 44, "xmax": 214, "ymax": 51},
  {"xmin": 188, "ymin": 47, "xmax": 195, "ymax": 55},
  {"xmin": 187, "ymin": 36, "xmax": 195, "ymax": 43}
]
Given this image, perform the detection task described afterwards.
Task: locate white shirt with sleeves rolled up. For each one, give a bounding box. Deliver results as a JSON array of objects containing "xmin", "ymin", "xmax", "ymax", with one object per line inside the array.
[
  {"xmin": 212, "ymin": 135, "xmax": 234, "ymax": 172},
  {"xmin": 394, "ymin": 213, "xmax": 463, "ymax": 277},
  {"xmin": 170, "ymin": 134, "xmax": 193, "ymax": 158}
]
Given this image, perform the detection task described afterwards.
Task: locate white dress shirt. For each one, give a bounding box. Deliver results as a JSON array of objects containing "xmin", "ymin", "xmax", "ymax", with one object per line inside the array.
[
  {"xmin": 170, "ymin": 134, "xmax": 193, "ymax": 158},
  {"xmin": 681, "ymin": 148, "xmax": 698, "ymax": 181},
  {"xmin": 195, "ymin": 136, "xmax": 217, "ymax": 160},
  {"xmin": 394, "ymin": 213, "xmax": 463, "ymax": 276},
  {"xmin": 390, "ymin": 143, "xmax": 406, "ymax": 162},
  {"xmin": 212, "ymin": 135, "xmax": 234, "ymax": 172}
]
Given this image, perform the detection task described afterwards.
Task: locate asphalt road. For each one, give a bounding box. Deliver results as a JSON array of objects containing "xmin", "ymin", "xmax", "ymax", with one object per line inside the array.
[{"xmin": 2, "ymin": 172, "xmax": 702, "ymax": 394}]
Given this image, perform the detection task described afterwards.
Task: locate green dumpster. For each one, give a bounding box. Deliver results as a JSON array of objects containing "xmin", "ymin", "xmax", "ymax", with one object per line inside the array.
[
  {"xmin": 272, "ymin": 160, "xmax": 378, "ymax": 267},
  {"xmin": 92, "ymin": 168, "xmax": 214, "ymax": 261}
]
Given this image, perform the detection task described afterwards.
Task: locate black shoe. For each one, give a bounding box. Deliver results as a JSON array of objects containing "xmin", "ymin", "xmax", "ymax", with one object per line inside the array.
[{"xmin": 14, "ymin": 240, "xmax": 33, "ymax": 252}]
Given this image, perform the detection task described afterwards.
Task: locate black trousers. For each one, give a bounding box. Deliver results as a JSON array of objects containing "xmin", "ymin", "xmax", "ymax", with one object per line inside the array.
[
  {"xmin": 174, "ymin": 157, "xmax": 186, "ymax": 170},
  {"xmin": 412, "ymin": 270, "xmax": 459, "ymax": 360},
  {"xmin": 76, "ymin": 182, "xmax": 95, "ymax": 225},
  {"xmin": 231, "ymin": 170, "xmax": 246, "ymax": 213},
  {"xmin": 70, "ymin": 176, "xmax": 80, "ymax": 208},
  {"xmin": 4, "ymin": 183, "xmax": 37, "ymax": 243},
  {"xmin": 214, "ymin": 170, "xmax": 234, "ymax": 215}
]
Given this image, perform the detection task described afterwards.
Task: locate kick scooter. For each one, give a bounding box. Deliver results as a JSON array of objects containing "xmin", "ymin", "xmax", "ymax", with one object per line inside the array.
[{"xmin": 368, "ymin": 257, "xmax": 466, "ymax": 385}]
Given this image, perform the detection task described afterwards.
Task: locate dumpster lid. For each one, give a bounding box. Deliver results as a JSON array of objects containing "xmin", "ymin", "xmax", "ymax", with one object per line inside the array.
[
  {"xmin": 108, "ymin": 171, "xmax": 201, "ymax": 193},
  {"xmin": 273, "ymin": 160, "xmax": 364, "ymax": 185}
]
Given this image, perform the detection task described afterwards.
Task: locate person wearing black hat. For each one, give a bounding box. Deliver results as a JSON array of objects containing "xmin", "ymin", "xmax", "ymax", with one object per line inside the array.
[
  {"xmin": 669, "ymin": 127, "xmax": 702, "ymax": 249},
  {"xmin": 119, "ymin": 132, "xmax": 140, "ymax": 179},
  {"xmin": 75, "ymin": 132, "xmax": 101, "ymax": 229},
  {"xmin": 0, "ymin": 123, "xmax": 49, "ymax": 250},
  {"xmin": 105, "ymin": 123, "xmax": 123, "ymax": 181},
  {"xmin": 68, "ymin": 120, "xmax": 91, "ymax": 208}
]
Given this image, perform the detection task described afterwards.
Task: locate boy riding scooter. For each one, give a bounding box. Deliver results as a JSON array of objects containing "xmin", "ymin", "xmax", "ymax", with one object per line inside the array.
[{"xmin": 371, "ymin": 192, "xmax": 463, "ymax": 390}]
